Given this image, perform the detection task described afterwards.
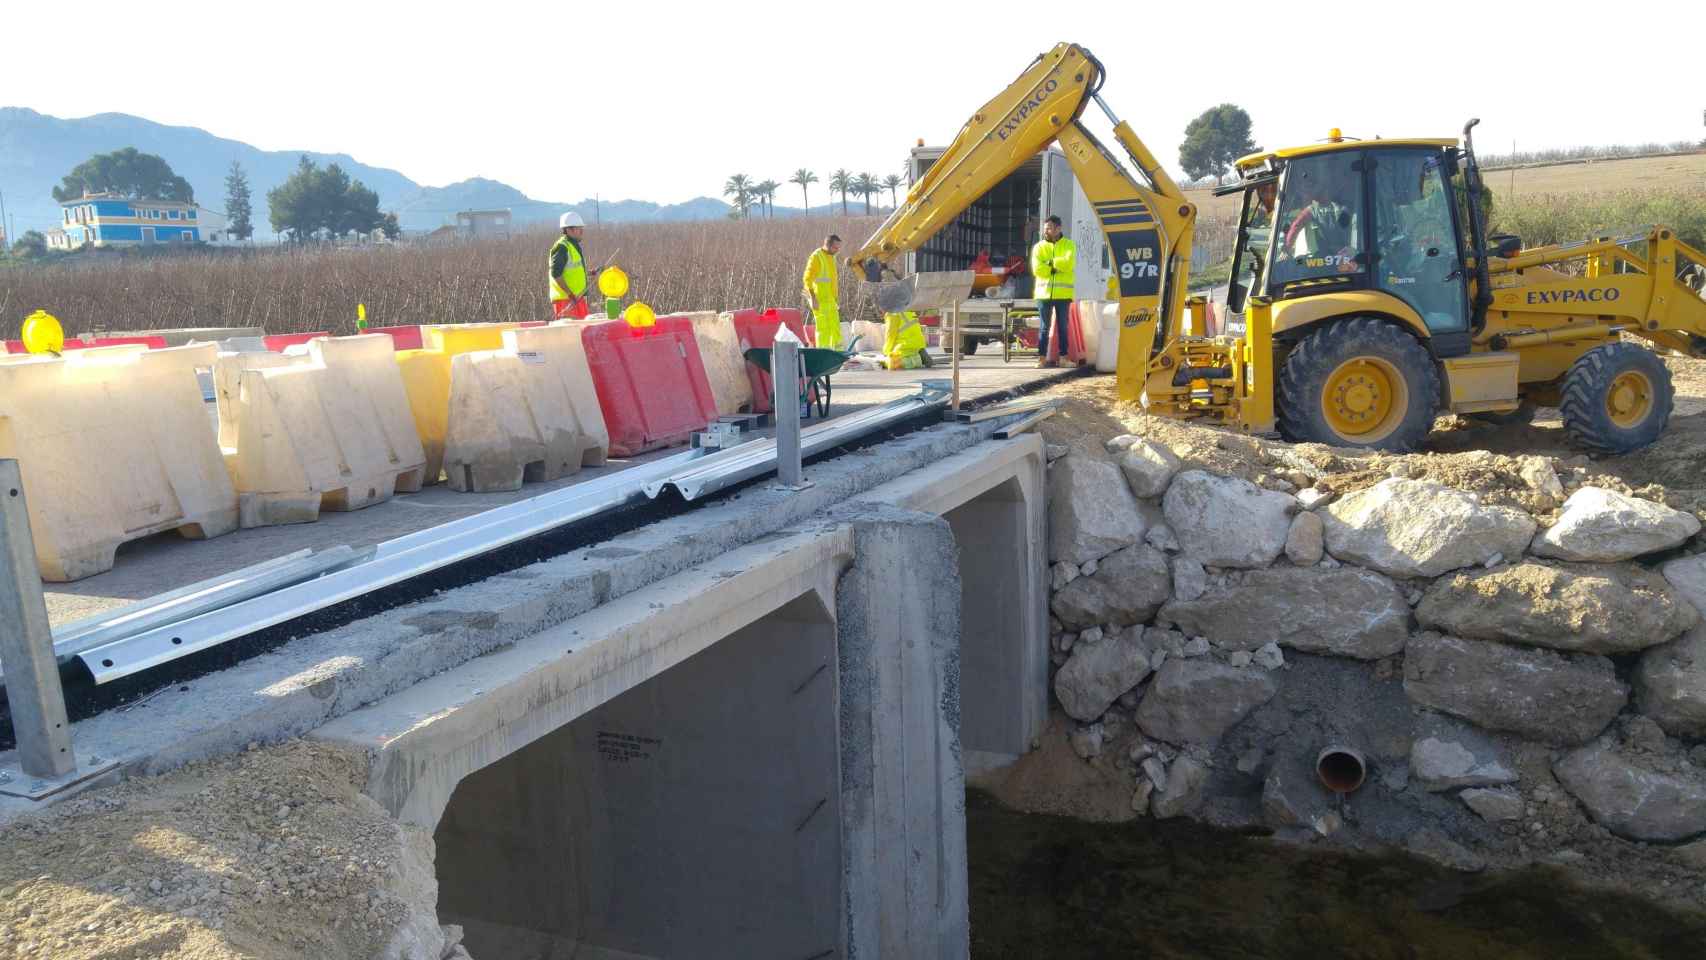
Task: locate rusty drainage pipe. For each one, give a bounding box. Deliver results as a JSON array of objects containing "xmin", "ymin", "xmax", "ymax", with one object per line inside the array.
[{"xmin": 1316, "ymin": 746, "xmax": 1367, "ymax": 794}]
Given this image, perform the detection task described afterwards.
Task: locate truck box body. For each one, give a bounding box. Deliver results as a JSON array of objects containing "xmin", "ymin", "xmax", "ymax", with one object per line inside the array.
[{"xmin": 904, "ymin": 146, "xmax": 1109, "ymax": 308}]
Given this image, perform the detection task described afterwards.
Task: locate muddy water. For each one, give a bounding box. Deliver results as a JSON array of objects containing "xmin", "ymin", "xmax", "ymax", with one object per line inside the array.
[{"xmin": 966, "ymin": 790, "xmax": 1705, "ymax": 960}]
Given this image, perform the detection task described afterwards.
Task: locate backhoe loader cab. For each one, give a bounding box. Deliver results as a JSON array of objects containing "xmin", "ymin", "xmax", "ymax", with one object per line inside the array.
[{"xmin": 1193, "ymin": 126, "xmax": 1706, "ymax": 454}]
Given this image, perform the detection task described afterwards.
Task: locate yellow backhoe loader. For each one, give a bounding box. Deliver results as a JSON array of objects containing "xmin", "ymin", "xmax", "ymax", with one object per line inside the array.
[{"xmin": 851, "ymin": 42, "xmax": 1706, "ymax": 453}]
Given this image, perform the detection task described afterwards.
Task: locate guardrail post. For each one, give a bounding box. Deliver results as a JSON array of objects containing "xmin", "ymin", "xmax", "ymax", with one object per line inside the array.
[
  {"xmin": 772, "ymin": 331, "xmax": 805, "ymax": 487},
  {"xmin": 0, "ymin": 459, "xmax": 76, "ymax": 780}
]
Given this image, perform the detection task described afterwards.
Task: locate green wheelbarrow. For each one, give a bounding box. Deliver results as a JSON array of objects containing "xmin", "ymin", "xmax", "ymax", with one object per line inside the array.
[{"xmin": 743, "ymin": 342, "xmax": 859, "ymax": 419}]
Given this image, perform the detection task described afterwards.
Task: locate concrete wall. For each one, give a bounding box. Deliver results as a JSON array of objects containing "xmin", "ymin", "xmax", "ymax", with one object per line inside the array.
[
  {"xmin": 850, "ymin": 436, "xmax": 1048, "ymax": 770},
  {"xmin": 435, "ymin": 592, "xmax": 842, "ymax": 959}
]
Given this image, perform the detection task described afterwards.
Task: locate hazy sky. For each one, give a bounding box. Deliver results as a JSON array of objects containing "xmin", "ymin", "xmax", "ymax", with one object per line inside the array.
[{"xmin": 9, "ymin": 1, "xmax": 1704, "ymax": 204}]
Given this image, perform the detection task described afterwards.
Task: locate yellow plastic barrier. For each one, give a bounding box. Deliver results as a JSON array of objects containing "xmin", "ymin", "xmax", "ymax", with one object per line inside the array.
[
  {"xmin": 216, "ymin": 335, "xmax": 428, "ymax": 528},
  {"xmin": 397, "ymin": 324, "xmax": 606, "ymax": 490},
  {"xmin": 0, "ymin": 344, "xmax": 238, "ymax": 581},
  {"xmin": 693, "ymin": 311, "xmax": 752, "ymax": 416}
]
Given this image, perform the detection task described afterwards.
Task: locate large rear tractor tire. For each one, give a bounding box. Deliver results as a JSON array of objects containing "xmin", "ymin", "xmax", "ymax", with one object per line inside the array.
[
  {"xmin": 1559, "ymin": 342, "xmax": 1673, "ymax": 455},
  {"xmin": 1277, "ymin": 318, "xmax": 1441, "ymax": 452}
]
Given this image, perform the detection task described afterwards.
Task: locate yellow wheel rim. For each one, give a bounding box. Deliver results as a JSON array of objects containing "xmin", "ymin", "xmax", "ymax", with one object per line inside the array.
[
  {"xmin": 1321, "ymin": 356, "xmax": 1408, "ymax": 441},
  {"xmin": 1605, "ymin": 370, "xmax": 1654, "ymax": 429}
]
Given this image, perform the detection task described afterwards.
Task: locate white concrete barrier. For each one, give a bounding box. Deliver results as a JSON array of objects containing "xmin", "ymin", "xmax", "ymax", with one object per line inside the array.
[
  {"xmin": 217, "ymin": 335, "xmax": 427, "ymax": 528},
  {"xmin": 0, "ymin": 344, "xmax": 238, "ymax": 581},
  {"xmin": 686, "ymin": 311, "xmax": 752, "ymax": 416},
  {"xmin": 506, "ymin": 325, "xmax": 608, "ymax": 467}
]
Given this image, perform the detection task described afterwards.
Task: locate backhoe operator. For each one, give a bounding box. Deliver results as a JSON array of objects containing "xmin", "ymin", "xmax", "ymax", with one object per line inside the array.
[{"xmin": 1031, "ymin": 215, "xmax": 1077, "ymax": 367}]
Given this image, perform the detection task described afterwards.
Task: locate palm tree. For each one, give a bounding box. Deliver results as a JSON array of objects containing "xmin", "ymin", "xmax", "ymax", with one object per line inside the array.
[
  {"xmin": 829, "ymin": 169, "xmax": 852, "ymax": 216},
  {"xmin": 882, "ymin": 174, "xmax": 903, "ymax": 209},
  {"xmin": 755, "ymin": 179, "xmax": 780, "ymax": 218},
  {"xmin": 854, "ymin": 173, "xmax": 878, "ymax": 215},
  {"xmin": 789, "ymin": 168, "xmax": 818, "ymax": 213},
  {"xmin": 723, "ymin": 173, "xmax": 753, "ymax": 219}
]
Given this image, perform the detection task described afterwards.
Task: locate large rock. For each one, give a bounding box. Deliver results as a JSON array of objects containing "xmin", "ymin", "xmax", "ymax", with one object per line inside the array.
[
  {"xmin": 1118, "ymin": 439, "xmax": 1183, "ymax": 499},
  {"xmin": 1635, "ymin": 625, "xmax": 1706, "ymax": 739},
  {"xmin": 1416, "ymin": 562, "xmax": 1697, "ymax": 655},
  {"xmin": 1160, "ymin": 566, "xmax": 1408, "ymax": 659},
  {"xmin": 1049, "ymin": 544, "xmax": 1172, "ymax": 630},
  {"xmin": 1285, "ymin": 511, "xmax": 1325, "ymax": 566},
  {"xmin": 1555, "ymin": 741, "xmax": 1706, "ymax": 842},
  {"xmin": 1461, "ymin": 788, "xmax": 1524, "ymax": 822},
  {"xmin": 1402, "ymin": 633, "xmax": 1627, "ymax": 745},
  {"xmin": 1162, "ymin": 470, "xmax": 1295, "ymax": 569},
  {"xmin": 1408, "ymin": 737, "xmax": 1518, "ymax": 792},
  {"xmin": 1048, "ymin": 455, "xmax": 1146, "ymax": 565},
  {"xmin": 1151, "ymin": 757, "xmax": 1209, "ymax": 819},
  {"xmin": 1320, "ymin": 479, "xmax": 1537, "ymax": 578},
  {"xmin": 1136, "ymin": 659, "xmax": 1279, "ymax": 745},
  {"xmin": 1531, "ymin": 487, "xmax": 1701, "ymax": 563},
  {"xmin": 1663, "ymin": 554, "xmax": 1706, "ymax": 618},
  {"xmin": 1053, "ymin": 626, "xmax": 1156, "ymax": 722}
]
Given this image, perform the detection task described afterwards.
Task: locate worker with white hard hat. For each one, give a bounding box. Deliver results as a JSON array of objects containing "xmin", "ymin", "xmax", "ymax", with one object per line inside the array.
[{"xmin": 549, "ymin": 211, "xmax": 597, "ymax": 319}]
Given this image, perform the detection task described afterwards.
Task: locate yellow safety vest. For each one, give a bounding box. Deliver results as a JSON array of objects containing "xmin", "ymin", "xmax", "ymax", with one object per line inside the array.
[
  {"xmin": 1031, "ymin": 237, "xmax": 1077, "ymax": 300},
  {"xmin": 549, "ymin": 235, "xmax": 588, "ymax": 302},
  {"xmin": 883, "ymin": 310, "xmax": 926, "ymax": 358},
  {"xmin": 803, "ymin": 248, "xmax": 839, "ymax": 307}
]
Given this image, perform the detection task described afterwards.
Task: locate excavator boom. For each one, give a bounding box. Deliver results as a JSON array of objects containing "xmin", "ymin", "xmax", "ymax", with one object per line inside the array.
[{"xmin": 849, "ymin": 43, "xmax": 1198, "ymax": 403}]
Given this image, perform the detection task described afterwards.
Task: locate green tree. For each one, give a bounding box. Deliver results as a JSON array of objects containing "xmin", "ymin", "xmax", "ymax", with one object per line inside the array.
[
  {"xmin": 267, "ymin": 155, "xmax": 389, "ymax": 242},
  {"xmin": 789, "ymin": 168, "xmax": 817, "ymax": 212},
  {"xmin": 854, "ymin": 173, "xmax": 878, "ymax": 215},
  {"xmin": 723, "ymin": 173, "xmax": 753, "ymax": 219},
  {"xmin": 882, "ymin": 173, "xmax": 903, "ymax": 208},
  {"xmin": 829, "ymin": 169, "xmax": 852, "ymax": 215},
  {"xmin": 53, "ymin": 147, "xmax": 194, "ymax": 202},
  {"xmin": 9, "ymin": 230, "xmax": 47, "ymax": 258},
  {"xmin": 223, "ymin": 160, "xmax": 253, "ymax": 242},
  {"xmin": 1179, "ymin": 104, "xmax": 1258, "ymax": 186},
  {"xmin": 755, "ymin": 179, "xmax": 780, "ymax": 218}
]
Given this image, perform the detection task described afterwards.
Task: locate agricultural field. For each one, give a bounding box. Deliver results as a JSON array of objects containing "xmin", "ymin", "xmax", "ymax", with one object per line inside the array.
[{"xmin": 0, "ymin": 216, "xmax": 889, "ymax": 338}]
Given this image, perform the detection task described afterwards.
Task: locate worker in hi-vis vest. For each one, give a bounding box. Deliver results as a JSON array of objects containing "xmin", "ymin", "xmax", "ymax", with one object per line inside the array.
[
  {"xmin": 1030, "ymin": 214, "xmax": 1076, "ymax": 367},
  {"xmin": 549, "ymin": 212, "xmax": 596, "ymax": 319},
  {"xmin": 882, "ymin": 310, "xmax": 930, "ymax": 370},
  {"xmin": 803, "ymin": 234, "xmax": 843, "ymax": 349}
]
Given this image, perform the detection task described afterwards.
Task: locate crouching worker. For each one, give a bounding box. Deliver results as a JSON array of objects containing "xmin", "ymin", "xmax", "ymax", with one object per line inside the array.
[{"xmin": 881, "ymin": 310, "xmax": 931, "ymax": 370}]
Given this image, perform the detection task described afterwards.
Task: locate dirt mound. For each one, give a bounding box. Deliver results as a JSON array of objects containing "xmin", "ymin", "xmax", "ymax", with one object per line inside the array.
[
  {"xmin": 1036, "ymin": 354, "xmax": 1706, "ymax": 523},
  {"xmin": 0, "ymin": 741, "xmax": 441, "ymax": 960}
]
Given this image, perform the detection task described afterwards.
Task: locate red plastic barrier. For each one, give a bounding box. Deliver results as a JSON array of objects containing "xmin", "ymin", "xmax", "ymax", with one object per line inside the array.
[
  {"xmin": 367, "ymin": 325, "xmax": 424, "ymax": 350},
  {"xmin": 1045, "ymin": 304, "xmax": 1087, "ymax": 365},
  {"xmin": 264, "ymin": 332, "xmax": 329, "ymax": 352},
  {"xmin": 579, "ymin": 316, "xmax": 719, "ymax": 457},
  {"xmin": 5, "ymin": 335, "xmax": 166, "ymax": 354},
  {"xmin": 727, "ymin": 308, "xmax": 809, "ymax": 414}
]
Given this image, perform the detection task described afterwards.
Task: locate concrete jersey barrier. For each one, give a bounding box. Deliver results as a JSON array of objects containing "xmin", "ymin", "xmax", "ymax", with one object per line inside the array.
[
  {"xmin": 215, "ymin": 334, "xmax": 428, "ymax": 528},
  {"xmin": 0, "ymin": 343, "xmax": 238, "ymax": 581}
]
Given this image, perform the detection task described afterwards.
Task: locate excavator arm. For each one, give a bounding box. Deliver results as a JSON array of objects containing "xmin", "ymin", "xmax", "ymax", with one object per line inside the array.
[{"xmin": 848, "ymin": 43, "xmax": 1197, "ymax": 402}]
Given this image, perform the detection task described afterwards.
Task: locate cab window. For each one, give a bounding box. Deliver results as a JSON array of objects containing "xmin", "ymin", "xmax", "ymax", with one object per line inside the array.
[
  {"xmin": 1371, "ymin": 149, "xmax": 1468, "ymax": 333},
  {"xmin": 1269, "ymin": 152, "xmax": 1366, "ymax": 286}
]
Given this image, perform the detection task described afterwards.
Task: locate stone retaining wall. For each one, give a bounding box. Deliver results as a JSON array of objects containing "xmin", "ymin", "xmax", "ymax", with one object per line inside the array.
[{"xmin": 1041, "ymin": 436, "xmax": 1706, "ymax": 887}]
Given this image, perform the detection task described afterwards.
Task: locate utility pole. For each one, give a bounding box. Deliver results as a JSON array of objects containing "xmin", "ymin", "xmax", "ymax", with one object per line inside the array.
[{"xmin": 0, "ymin": 188, "xmax": 9, "ymax": 253}]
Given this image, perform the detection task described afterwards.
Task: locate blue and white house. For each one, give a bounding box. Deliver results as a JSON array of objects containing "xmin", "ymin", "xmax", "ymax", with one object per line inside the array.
[{"xmin": 48, "ymin": 194, "xmax": 230, "ymax": 249}]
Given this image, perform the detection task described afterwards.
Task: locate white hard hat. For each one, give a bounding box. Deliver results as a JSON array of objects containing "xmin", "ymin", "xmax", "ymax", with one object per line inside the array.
[{"xmin": 559, "ymin": 212, "xmax": 585, "ymax": 229}]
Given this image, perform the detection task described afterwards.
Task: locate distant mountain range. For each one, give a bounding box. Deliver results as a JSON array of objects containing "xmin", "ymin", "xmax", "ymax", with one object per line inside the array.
[{"xmin": 0, "ymin": 107, "xmax": 751, "ymax": 239}]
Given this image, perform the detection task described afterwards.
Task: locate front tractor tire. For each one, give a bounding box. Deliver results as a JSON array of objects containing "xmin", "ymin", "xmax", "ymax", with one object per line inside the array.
[
  {"xmin": 1559, "ymin": 342, "xmax": 1674, "ymax": 455},
  {"xmin": 1277, "ymin": 318, "xmax": 1441, "ymax": 452}
]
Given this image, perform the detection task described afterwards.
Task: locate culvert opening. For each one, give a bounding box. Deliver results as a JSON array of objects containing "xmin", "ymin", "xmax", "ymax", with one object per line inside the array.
[
  {"xmin": 943, "ymin": 475, "xmax": 1041, "ymax": 764},
  {"xmin": 432, "ymin": 592, "xmax": 842, "ymax": 960},
  {"xmin": 1315, "ymin": 746, "xmax": 1368, "ymax": 794}
]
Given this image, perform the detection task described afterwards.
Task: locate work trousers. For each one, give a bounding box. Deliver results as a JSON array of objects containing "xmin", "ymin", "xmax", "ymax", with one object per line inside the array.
[{"xmin": 1037, "ymin": 299, "xmax": 1071, "ymax": 358}]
